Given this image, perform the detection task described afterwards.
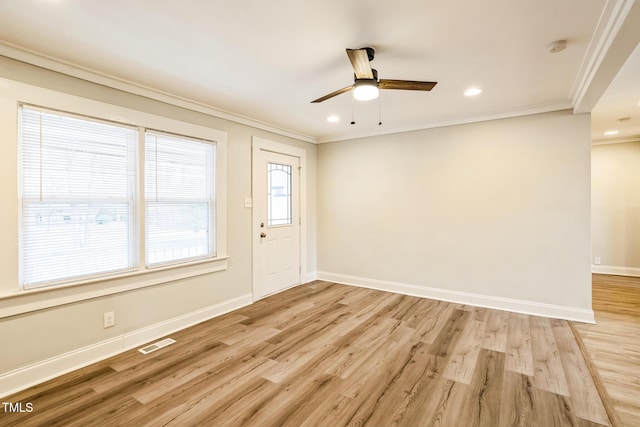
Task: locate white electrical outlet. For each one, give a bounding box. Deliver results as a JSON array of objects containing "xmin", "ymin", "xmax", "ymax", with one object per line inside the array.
[
  {"xmin": 594, "ymin": 257, "xmax": 601, "ymax": 265},
  {"xmin": 103, "ymin": 311, "xmax": 115, "ymax": 328}
]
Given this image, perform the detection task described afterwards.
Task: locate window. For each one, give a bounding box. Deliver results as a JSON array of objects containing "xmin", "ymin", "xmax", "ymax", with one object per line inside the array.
[
  {"xmin": 19, "ymin": 106, "xmax": 220, "ymax": 289},
  {"xmin": 267, "ymin": 162, "xmax": 292, "ymax": 226},
  {"xmin": 145, "ymin": 132, "xmax": 216, "ymax": 266},
  {"xmin": 20, "ymin": 107, "xmax": 138, "ymax": 287}
]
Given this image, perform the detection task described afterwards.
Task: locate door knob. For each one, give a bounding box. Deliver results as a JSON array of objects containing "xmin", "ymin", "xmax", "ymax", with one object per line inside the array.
[{"xmin": 260, "ymin": 232, "xmax": 267, "ymax": 238}]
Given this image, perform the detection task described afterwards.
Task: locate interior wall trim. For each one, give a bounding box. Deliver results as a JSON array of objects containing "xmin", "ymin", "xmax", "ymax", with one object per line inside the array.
[
  {"xmin": 571, "ymin": 0, "xmax": 640, "ymax": 113},
  {"xmin": 0, "ymin": 42, "xmax": 316, "ymax": 144},
  {"xmin": 316, "ymin": 271, "xmax": 595, "ymax": 324},
  {"xmin": 0, "ymin": 293, "xmax": 253, "ymax": 399},
  {"xmin": 317, "ymin": 102, "xmax": 573, "ymax": 143},
  {"xmin": 592, "ymin": 265, "xmax": 640, "ymax": 277}
]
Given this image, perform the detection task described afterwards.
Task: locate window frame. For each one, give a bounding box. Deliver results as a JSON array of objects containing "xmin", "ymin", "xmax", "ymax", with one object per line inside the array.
[
  {"xmin": 143, "ymin": 129, "xmax": 217, "ymax": 268},
  {"xmin": 15, "ymin": 99, "xmax": 228, "ymax": 296},
  {"xmin": 19, "ymin": 106, "xmax": 142, "ymax": 288}
]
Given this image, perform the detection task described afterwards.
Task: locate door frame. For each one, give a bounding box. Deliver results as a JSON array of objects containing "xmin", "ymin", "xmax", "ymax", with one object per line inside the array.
[{"xmin": 251, "ymin": 136, "xmax": 307, "ymax": 301}]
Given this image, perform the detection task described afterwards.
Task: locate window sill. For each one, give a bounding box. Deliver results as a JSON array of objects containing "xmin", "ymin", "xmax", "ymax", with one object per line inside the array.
[{"xmin": 0, "ymin": 256, "xmax": 228, "ymax": 319}]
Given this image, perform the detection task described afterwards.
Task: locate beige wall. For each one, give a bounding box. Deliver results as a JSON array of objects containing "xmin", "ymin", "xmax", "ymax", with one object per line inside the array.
[
  {"xmin": 592, "ymin": 141, "xmax": 640, "ymax": 273},
  {"xmin": 0, "ymin": 56, "xmax": 317, "ymax": 375},
  {"xmin": 317, "ymin": 110, "xmax": 592, "ymax": 311}
]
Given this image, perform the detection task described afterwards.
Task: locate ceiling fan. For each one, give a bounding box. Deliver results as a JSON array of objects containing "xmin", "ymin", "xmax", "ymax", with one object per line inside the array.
[{"xmin": 311, "ymin": 47, "xmax": 437, "ymax": 103}]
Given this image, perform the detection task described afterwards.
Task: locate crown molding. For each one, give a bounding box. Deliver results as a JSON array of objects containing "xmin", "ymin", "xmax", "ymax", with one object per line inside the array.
[
  {"xmin": 317, "ymin": 101, "xmax": 573, "ymax": 143},
  {"xmin": 0, "ymin": 42, "xmax": 317, "ymax": 144},
  {"xmin": 571, "ymin": 0, "xmax": 640, "ymax": 114},
  {"xmin": 592, "ymin": 135, "xmax": 640, "ymax": 145},
  {"xmin": 3, "ymin": 0, "xmax": 635, "ymax": 147}
]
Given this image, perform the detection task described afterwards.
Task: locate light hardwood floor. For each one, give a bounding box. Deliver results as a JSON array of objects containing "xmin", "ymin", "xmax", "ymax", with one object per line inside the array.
[
  {"xmin": 572, "ymin": 274, "xmax": 640, "ymax": 427},
  {"xmin": 2, "ymin": 281, "xmax": 613, "ymax": 426}
]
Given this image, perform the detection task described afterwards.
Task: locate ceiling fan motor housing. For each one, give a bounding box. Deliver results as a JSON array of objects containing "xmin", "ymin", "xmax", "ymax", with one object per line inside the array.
[
  {"xmin": 364, "ymin": 47, "xmax": 375, "ymax": 61},
  {"xmin": 355, "ymin": 69, "xmax": 378, "ymax": 83}
]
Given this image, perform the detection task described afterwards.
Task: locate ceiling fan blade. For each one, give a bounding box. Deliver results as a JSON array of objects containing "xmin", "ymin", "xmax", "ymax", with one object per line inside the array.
[
  {"xmin": 346, "ymin": 48, "xmax": 374, "ymax": 79},
  {"xmin": 311, "ymin": 85, "xmax": 354, "ymax": 103},
  {"xmin": 378, "ymin": 79, "xmax": 438, "ymax": 91}
]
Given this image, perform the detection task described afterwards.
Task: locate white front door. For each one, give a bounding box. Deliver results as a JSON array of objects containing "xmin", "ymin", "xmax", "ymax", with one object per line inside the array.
[{"xmin": 253, "ymin": 147, "xmax": 301, "ymax": 298}]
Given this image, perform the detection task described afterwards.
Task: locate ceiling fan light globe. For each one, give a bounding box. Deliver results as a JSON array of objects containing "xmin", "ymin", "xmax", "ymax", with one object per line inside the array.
[{"xmin": 353, "ymin": 80, "xmax": 379, "ymax": 101}]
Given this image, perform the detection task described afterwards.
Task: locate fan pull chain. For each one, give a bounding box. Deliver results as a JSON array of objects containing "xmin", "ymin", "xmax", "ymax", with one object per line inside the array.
[
  {"xmin": 351, "ymin": 96, "xmax": 356, "ymax": 125},
  {"xmin": 378, "ymin": 95, "xmax": 382, "ymax": 126}
]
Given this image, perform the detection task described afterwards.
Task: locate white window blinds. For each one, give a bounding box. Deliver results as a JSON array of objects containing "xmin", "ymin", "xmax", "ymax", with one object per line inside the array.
[
  {"xmin": 20, "ymin": 107, "xmax": 138, "ymax": 287},
  {"xmin": 144, "ymin": 131, "xmax": 216, "ymax": 266}
]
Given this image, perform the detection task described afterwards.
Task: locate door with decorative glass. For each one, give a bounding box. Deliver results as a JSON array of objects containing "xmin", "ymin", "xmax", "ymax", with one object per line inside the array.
[{"xmin": 254, "ymin": 148, "xmax": 301, "ymax": 298}]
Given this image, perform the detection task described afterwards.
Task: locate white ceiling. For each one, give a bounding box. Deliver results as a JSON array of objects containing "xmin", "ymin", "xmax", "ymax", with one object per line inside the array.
[{"xmin": 0, "ymin": 0, "xmax": 637, "ymax": 143}]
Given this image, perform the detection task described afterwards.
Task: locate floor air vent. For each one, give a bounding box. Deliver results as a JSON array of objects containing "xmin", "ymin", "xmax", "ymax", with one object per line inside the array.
[{"xmin": 138, "ymin": 338, "xmax": 176, "ymax": 354}]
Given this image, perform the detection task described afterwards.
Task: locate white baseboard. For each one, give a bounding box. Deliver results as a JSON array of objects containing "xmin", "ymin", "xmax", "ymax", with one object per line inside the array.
[
  {"xmin": 316, "ymin": 272, "xmax": 595, "ymax": 324},
  {"xmin": 592, "ymin": 265, "xmax": 640, "ymax": 277},
  {"xmin": 0, "ymin": 293, "xmax": 253, "ymax": 399}
]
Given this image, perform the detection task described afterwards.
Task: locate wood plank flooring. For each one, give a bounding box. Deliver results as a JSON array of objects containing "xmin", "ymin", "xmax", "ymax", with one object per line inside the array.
[
  {"xmin": 572, "ymin": 274, "xmax": 640, "ymax": 427},
  {"xmin": 1, "ymin": 281, "xmax": 612, "ymax": 426}
]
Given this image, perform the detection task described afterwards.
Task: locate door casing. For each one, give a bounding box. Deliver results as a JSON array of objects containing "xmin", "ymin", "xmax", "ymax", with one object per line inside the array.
[{"xmin": 251, "ymin": 136, "xmax": 307, "ymax": 300}]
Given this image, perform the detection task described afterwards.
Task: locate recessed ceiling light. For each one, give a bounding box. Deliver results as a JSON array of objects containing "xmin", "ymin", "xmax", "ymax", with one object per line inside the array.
[
  {"xmin": 604, "ymin": 130, "xmax": 619, "ymax": 136},
  {"xmin": 464, "ymin": 88, "xmax": 482, "ymax": 97},
  {"xmin": 327, "ymin": 115, "xmax": 340, "ymax": 123}
]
